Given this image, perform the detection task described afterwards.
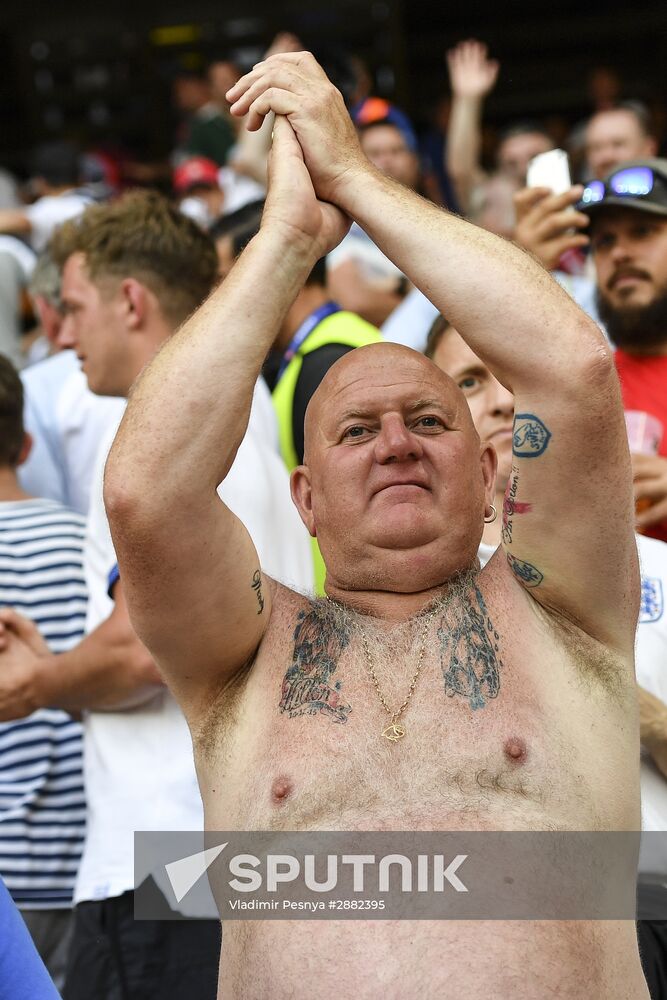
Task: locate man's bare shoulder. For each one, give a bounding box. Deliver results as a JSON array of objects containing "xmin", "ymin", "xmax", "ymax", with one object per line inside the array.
[{"xmin": 479, "ymin": 548, "xmax": 634, "ymax": 701}]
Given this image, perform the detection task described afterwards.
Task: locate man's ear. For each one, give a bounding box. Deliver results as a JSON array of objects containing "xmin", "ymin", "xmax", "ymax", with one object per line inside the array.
[
  {"xmin": 480, "ymin": 442, "xmax": 498, "ymax": 508},
  {"xmin": 290, "ymin": 465, "xmax": 316, "ymax": 537},
  {"xmin": 119, "ymin": 278, "xmax": 148, "ymax": 330},
  {"xmin": 34, "ymin": 296, "xmax": 63, "ymax": 345},
  {"xmin": 17, "ymin": 432, "xmax": 33, "ymax": 468}
]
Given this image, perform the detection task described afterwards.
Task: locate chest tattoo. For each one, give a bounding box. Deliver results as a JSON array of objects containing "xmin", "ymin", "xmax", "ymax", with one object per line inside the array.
[
  {"xmin": 279, "ymin": 604, "xmax": 352, "ymax": 723},
  {"xmin": 438, "ymin": 585, "xmax": 502, "ymax": 710}
]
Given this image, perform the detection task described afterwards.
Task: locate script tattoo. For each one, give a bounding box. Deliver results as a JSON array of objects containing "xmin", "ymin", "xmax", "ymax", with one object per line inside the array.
[
  {"xmin": 251, "ymin": 570, "xmax": 264, "ymax": 615},
  {"xmin": 507, "ymin": 554, "xmax": 544, "ymax": 588},
  {"xmin": 279, "ymin": 603, "xmax": 352, "ymax": 723},
  {"xmin": 513, "ymin": 413, "xmax": 552, "ymax": 458},
  {"xmin": 502, "ymin": 466, "xmax": 533, "ymax": 545},
  {"xmin": 438, "ymin": 586, "xmax": 502, "ymax": 710}
]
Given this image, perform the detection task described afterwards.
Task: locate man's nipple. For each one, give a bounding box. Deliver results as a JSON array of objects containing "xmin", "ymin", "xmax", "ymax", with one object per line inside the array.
[
  {"xmin": 503, "ymin": 737, "xmax": 528, "ymax": 764},
  {"xmin": 271, "ymin": 777, "xmax": 293, "ymax": 804}
]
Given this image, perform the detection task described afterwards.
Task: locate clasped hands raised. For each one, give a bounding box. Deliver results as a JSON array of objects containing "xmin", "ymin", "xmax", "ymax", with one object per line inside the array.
[{"xmin": 226, "ymin": 51, "xmax": 373, "ymax": 259}]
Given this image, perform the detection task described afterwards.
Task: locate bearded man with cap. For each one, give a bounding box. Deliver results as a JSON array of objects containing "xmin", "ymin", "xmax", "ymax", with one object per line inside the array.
[{"xmin": 579, "ymin": 158, "xmax": 667, "ymax": 543}]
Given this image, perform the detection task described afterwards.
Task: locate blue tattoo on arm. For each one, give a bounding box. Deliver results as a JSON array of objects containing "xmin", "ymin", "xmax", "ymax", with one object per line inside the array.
[
  {"xmin": 507, "ymin": 554, "xmax": 544, "ymax": 588},
  {"xmin": 513, "ymin": 414, "xmax": 552, "ymax": 458}
]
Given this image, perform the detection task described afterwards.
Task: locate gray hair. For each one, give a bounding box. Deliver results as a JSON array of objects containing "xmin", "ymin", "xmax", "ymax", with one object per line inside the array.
[
  {"xmin": 28, "ymin": 250, "xmax": 62, "ymax": 312},
  {"xmin": 27, "ymin": 251, "xmax": 62, "ymax": 311}
]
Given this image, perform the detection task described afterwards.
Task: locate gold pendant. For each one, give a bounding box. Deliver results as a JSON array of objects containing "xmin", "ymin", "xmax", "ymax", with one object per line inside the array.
[{"xmin": 382, "ymin": 722, "xmax": 406, "ymax": 742}]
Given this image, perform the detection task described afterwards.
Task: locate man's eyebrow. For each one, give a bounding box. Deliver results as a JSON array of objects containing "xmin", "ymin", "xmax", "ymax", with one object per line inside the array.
[
  {"xmin": 335, "ymin": 408, "xmax": 376, "ymax": 426},
  {"xmin": 451, "ymin": 364, "xmax": 488, "ymax": 379},
  {"xmin": 406, "ymin": 398, "xmax": 448, "ymax": 413},
  {"xmin": 335, "ymin": 399, "xmax": 451, "ymax": 426}
]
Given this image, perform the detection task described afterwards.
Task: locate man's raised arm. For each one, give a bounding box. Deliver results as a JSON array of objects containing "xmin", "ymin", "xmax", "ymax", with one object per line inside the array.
[
  {"xmin": 104, "ymin": 119, "xmax": 349, "ymax": 712},
  {"xmin": 228, "ymin": 53, "xmax": 639, "ymax": 653}
]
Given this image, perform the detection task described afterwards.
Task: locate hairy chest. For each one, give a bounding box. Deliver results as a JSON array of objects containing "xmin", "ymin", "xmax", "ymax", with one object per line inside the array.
[{"xmin": 196, "ymin": 582, "xmax": 637, "ymax": 832}]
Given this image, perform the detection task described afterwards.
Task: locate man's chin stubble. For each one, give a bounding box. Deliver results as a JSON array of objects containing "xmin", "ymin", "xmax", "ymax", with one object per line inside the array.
[{"xmin": 596, "ymin": 287, "xmax": 667, "ymax": 353}]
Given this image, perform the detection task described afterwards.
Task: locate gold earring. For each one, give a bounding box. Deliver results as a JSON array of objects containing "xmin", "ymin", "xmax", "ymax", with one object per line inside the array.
[{"xmin": 484, "ymin": 504, "xmax": 497, "ymax": 524}]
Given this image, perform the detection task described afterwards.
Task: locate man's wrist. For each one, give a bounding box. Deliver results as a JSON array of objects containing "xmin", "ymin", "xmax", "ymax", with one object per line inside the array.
[
  {"xmin": 30, "ymin": 654, "xmax": 60, "ymax": 712},
  {"xmin": 251, "ymin": 222, "xmax": 321, "ymax": 275},
  {"xmin": 332, "ymin": 162, "xmax": 392, "ymax": 227}
]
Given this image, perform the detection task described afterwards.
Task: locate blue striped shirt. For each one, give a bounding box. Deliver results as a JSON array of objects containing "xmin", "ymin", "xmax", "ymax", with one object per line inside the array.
[{"xmin": 0, "ymin": 499, "xmax": 87, "ymax": 909}]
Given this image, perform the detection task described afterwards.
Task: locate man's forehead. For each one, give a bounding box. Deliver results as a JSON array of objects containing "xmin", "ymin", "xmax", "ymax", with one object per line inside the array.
[
  {"xmin": 588, "ymin": 109, "xmax": 641, "ymax": 139},
  {"xmin": 61, "ymin": 253, "xmax": 90, "ymax": 293},
  {"xmin": 591, "ymin": 206, "xmax": 667, "ymax": 232},
  {"xmin": 313, "ymin": 344, "xmax": 464, "ymax": 422}
]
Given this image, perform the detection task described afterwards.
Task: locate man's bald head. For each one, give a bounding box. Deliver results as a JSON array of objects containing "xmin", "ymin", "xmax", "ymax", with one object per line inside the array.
[{"xmin": 291, "ymin": 339, "xmax": 497, "ymax": 594}]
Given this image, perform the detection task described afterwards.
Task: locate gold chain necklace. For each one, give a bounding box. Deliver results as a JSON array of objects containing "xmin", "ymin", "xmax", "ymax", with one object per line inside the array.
[{"xmin": 357, "ymin": 611, "xmax": 434, "ymax": 743}]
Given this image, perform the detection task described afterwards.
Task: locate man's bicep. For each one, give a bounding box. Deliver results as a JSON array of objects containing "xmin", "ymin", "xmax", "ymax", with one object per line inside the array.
[
  {"xmin": 116, "ymin": 497, "xmax": 271, "ymax": 701},
  {"xmin": 500, "ymin": 399, "xmax": 639, "ymax": 649}
]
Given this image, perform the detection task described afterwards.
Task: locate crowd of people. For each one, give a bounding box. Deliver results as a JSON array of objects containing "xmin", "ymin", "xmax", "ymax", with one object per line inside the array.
[{"xmin": 0, "ymin": 29, "xmax": 667, "ymax": 1000}]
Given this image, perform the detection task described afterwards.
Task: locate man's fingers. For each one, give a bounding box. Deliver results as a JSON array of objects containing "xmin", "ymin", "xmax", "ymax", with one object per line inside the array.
[
  {"xmin": 269, "ymin": 114, "xmax": 301, "ymax": 158},
  {"xmin": 229, "ymin": 65, "xmax": 307, "ymax": 123},
  {"xmin": 515, "ymin": 185, "xmax": 585, "ymax": 226},
  {"xmin": 634, "ymin": 477, "xmax": 667, "ymax": 502},
  {"xmin": 539, "ymin": 186, "xmax": 585, "ymax": 213},
  {"xmin": 631, "ymin": 453, "xmax": 667, "ymax": 479},
  {"xmin": 636, "ymin": 496, "xmax": 667, "ymax": 529},
  {"xmin": 514, "ymin": 186, "xmax": 551, "ymax": 218},
  {"xmin": 537, "ymin": 209, "xmax": 590, "ymax": 240},
  {"xmin": 0, "ymin": 607, "xmax": 35, "ymax": 638},
  {"xmin": 245, "ymin": 89, "xmax": 302, "ymax": 132},
  {"xmin": 0, "ymin": 607, "xmax": 48, "ymax": 655},
  {"xmin": 227, "ymin": 51, "xmax": 323, "ymax": 111},
  {"xmin": 547, "ymin": 233, "xmax": 591, "ymax": 259}
]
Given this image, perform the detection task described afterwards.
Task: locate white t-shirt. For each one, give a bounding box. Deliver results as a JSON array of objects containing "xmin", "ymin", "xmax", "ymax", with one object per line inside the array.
[
  {"xmin": 634, "ymin": 535, "xmax": 667, "ymax": 875},
  {"xmin": 25, "ymin": 192, "xmax": 92, "ymax": 254},
  {"xmin": 20, "ymin": 351, "xmax": 125, "ymax": 517},
  {"xmin": 381, "ymin": 287, "xmax": 440, "ymax": 354},
  {"xmin": 75, "ymin": 382, "xmax": 313, "ymax": 904},
  {"xmin": 218, "ymin": 166, "xmax": 265, "ymax": 216},
  {"xmin": 327, "ymin": 223, "xmax": 403, "ymax": 284},
  {"xmin": 0, "ymin": 236, "xmax": 36, "ymax": 281}
]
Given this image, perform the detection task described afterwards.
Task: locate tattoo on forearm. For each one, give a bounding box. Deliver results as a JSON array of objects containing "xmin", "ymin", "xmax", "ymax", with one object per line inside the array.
[
  {"xmin": 438, "ymin": 585, "xmax": 502, "ymax": 710},
  {"xmin": 251, "ymin": 570, "xmax": 265, "ymax": 615},
  {"xmin": 502, "ymin": 466, "xmax": 533, "ymax": 545},
  {"xmin": 279, "ymin": 603, "xmax": 352, "ymax": 723},
  {"xmin": 513, "ymin": 414, "xmax": 552, "ymax": 458},
  {"xmin": 507, "ymin": 553, "xmax": 544, "ymax": 588}
]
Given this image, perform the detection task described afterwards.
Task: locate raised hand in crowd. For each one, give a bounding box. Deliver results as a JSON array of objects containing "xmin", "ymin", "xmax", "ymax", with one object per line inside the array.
[
  {"xmin": 513, "ymin": 185, "xmax": 590, "ymax": 270},
  {"xmin": 446, "ymin": 38, "xmax": 499, "ymax": 101},
  {"xmin": 445, "ymin": 39, "xmax": 500, "ymax": 214}
]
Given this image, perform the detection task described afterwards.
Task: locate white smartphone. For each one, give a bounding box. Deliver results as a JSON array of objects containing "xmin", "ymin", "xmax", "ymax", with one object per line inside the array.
[{"xmin": 526, "ymin": 149, "xmax": 572, "ymax": 194}]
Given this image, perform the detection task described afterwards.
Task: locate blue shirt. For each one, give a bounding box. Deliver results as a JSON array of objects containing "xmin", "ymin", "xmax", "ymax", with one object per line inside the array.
[{"xmin": 0, "ymin": 876, "xmax": 60, "ymax": 998}]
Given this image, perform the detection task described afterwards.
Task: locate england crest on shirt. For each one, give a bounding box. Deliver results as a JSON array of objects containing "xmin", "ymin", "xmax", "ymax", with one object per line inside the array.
[{"xmin": 640, "ymin": 577, "xmax": 664, "ymax": 623}]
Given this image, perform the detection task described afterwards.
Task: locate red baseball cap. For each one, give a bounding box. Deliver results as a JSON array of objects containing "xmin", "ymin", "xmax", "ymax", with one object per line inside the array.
[{"xmin": 173, "ymin": 157, "xmax": 220, "ymax": 194}]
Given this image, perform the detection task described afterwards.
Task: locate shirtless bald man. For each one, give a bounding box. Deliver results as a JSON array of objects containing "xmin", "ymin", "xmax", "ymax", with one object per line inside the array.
[{"xmin": 104, "ymin": 53, "xmax": 648, "ymax": 999}]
